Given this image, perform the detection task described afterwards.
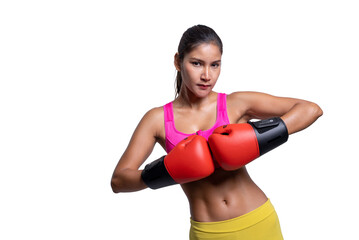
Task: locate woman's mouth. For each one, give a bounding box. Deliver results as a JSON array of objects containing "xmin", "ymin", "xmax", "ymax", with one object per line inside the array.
[{"xmin": 197, "ymin": 84, "xmax": 211, "ymax": 90}]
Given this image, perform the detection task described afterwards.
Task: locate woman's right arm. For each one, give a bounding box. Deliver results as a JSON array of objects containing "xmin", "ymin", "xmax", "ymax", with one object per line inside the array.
[{"xmin": 111, "ymin": 107, "xmax": 163, "ymax": 193}]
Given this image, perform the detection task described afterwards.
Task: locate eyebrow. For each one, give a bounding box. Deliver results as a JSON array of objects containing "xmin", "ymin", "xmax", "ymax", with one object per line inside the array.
[{"xmin": 189, "ymin": 57, "xmax": 221, "ymax": 63}]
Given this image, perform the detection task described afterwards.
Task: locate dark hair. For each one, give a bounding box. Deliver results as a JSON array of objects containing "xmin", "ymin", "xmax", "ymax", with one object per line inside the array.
[{"xmin": 175, "ymin": 25, "xmax": 223, "ymax": 97}]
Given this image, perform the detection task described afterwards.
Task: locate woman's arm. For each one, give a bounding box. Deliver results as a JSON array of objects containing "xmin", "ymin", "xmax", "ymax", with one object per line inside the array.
[
  {"xmin": 111, "ymin": 107, "xmax": 163, "ymax": 193},
  {"xmin": 280, "ymin": 100, "xmax": 323, "ymax": 134},
  {"xmin": 228, "ymin": 91, "xmax": 323, "ymax": 134},
  {"xmin": 208, "ymin": 92, "xmax": 322, "ymax": 171}
]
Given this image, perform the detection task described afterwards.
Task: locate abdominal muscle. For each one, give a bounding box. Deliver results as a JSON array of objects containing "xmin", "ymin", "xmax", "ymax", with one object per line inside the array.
[{"xmin": 181, "ymin": 166, "xmax": 268, "ymax": 222}]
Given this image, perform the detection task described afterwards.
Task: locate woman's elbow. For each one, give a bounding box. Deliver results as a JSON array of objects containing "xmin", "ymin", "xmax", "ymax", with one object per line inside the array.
[
  {"xmin": 111, "ymin": 176, "xmax": 121, "ymax": 193},
  {"xmin": 309, "ymin": 102, "xmax": 323, "ymax": 119},
  {"xmin": 110, "ymin": 168, "xmax": 146, "ymax": 193}
]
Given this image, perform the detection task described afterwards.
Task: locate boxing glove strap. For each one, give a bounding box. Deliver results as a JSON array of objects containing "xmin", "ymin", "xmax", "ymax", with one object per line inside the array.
[
  {"xmin": 141, "ymin": 156, "xmax": 177, "ymax": 189},
  {"xmin": 248, "ymin": 117, "xmax": 289, "ymax": 155}
]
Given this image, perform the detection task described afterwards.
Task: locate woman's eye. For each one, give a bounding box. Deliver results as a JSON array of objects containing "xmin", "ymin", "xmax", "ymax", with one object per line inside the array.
[
  {"xmin": 212, "ymin": 63, "xmax": 219, "ymax": 68},
  {"xmin": 191, "ymin": 62, "xmax": 200, "ymax": 66}
]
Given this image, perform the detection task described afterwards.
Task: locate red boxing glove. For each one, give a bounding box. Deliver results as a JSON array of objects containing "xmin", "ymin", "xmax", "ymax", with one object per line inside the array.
[
  {"xmin": 208, "ymin": 117, "xmax": 288, "ymax": 171},
  {"xmin": 141, "ymin": 135, "xmax": 215, "ymax": 189}
]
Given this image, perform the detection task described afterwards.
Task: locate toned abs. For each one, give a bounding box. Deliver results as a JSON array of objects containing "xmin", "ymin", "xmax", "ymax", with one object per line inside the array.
[{"xmin": 181, "ymin": 167, "xmax": 268, "ymax": 222}]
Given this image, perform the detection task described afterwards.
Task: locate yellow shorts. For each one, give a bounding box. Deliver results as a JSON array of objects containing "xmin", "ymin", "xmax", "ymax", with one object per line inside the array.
[{"xmin": 189, "ymin": 199, "xmax": 283, "ymax": 240}]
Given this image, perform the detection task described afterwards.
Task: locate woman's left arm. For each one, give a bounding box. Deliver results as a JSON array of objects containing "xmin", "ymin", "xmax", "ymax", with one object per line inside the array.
[
  {"xmin": 229, "ymin": 92, "xmax": 323, "ymax": 135},
  {"xmin": 279, "ymin": 99, "xmax": 323, "ymax": 134}
]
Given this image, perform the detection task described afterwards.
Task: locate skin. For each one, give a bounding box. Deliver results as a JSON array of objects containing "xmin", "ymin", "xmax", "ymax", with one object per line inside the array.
[{"xmin": 111, "ymin": 43, "xmax": 323, "ymax": 222}]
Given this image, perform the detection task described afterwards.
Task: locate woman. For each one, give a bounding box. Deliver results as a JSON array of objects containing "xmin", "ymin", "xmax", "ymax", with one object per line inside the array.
[{"xmin": 111, "ymin": 25, "xmax": 323, "ymax": 239}]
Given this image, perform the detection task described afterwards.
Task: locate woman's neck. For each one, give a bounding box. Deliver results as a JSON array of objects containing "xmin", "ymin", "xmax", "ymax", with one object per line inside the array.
[{"xmin": 175, "ymin": 89, "xmax": 217, "ymax": 109}]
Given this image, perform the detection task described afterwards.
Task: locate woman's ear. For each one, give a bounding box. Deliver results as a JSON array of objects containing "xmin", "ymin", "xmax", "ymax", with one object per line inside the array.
[{"xmin": 174, "ymin": 53, "xmax": 181, "ymax": 72}]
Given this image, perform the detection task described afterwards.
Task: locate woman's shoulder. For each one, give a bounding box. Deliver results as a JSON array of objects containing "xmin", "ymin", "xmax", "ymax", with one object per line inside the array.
[
  {"xmin": 227, "ymin": 91, "xmax": 255, "ymax": 106},
  {"xmin": 135, "ymin": 106, "xmax": 165, "ymax": 139},
  {"xmin": 227, "ymin": 91, "xmax": 273, "ymax": 105},
  {"xmin": 142, "ymin": 106, "xmax": 164, "ymax": 123},
  {"xmin": 227, "ymin": 91, "xmax": 263, "ymax": 100},
  {"xmin": 226, "ymin": 91, "xmax": 269, "ymax": 122}
]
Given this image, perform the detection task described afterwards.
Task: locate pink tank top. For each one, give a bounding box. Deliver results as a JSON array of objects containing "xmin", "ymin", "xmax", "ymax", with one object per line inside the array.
[{"xmin": 163, "ymin": 93, "xmax": 230, "ymax": 153}]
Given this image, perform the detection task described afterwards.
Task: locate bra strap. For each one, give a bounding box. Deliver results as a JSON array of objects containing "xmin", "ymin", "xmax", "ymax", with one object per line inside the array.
[
  {"xmin": 163, "ymin": 102, "xmax": 173, "ymax": 122},
  {"xmin": 218, "ymin": 93, "xmax": 226, "ymax": 113}
]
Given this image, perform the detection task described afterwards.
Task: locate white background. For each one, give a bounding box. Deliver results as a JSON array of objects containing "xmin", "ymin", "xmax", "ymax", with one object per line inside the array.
[{"xmin": 1, "ymin": 0, "xmax": 358, "ymax": 239}]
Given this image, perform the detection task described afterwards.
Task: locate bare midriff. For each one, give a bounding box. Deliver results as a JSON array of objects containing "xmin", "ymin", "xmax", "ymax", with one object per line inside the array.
[{"xmin": 181, "ymin": 166, "xmax": 268, "ymax": 222}]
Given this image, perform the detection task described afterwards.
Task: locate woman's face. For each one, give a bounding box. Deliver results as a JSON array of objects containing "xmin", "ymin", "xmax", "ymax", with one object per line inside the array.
[{"xmin": 177, "ymin": 43, "xmax": 222, "ymax": 98}]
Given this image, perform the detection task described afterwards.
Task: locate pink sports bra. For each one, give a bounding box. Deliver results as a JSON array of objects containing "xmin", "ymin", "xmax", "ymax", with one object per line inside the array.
[{"xmin": 163, "ymin": 93, "xmax": 230, "ymax": 153}]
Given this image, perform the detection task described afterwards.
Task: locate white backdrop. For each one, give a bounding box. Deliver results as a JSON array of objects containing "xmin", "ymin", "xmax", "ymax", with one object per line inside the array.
[{"xmin": 1, "ymin": 0, "xmax": 358, "ymax": 239}]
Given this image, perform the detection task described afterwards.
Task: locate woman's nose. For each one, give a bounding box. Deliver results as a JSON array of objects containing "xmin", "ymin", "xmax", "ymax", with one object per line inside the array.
[{"xmin": 201, "ymin": 67, "xmax": 210, "ymax": 81}]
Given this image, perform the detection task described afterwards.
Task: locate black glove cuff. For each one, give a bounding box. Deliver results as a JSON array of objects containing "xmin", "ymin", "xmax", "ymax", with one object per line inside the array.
[
  {"xmin": 248, "ymin": 117, "xmax": 289, "ymax": 155},
  {"xmin": 141, "ymin": 156, "xmax": 177, "ymax": 189}
]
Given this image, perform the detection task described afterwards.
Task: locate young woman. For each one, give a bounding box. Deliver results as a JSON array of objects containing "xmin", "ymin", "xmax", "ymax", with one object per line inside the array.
[{"xmin": 111, "ymin": 25, "xmax": 323, "ymax": 239}]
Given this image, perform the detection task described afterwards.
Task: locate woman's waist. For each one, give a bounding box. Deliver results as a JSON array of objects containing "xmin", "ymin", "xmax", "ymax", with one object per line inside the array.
[
  {"xmin": 190, "ymin": 199, "xmax": 275, "ymax": 232},
  {"xmin": 189, "ymin": 188, "xmax": 268, "ymax": 222},
  {"xmin": 182, "ymin": 168, "xmax": 268, "ymax": 222}
]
